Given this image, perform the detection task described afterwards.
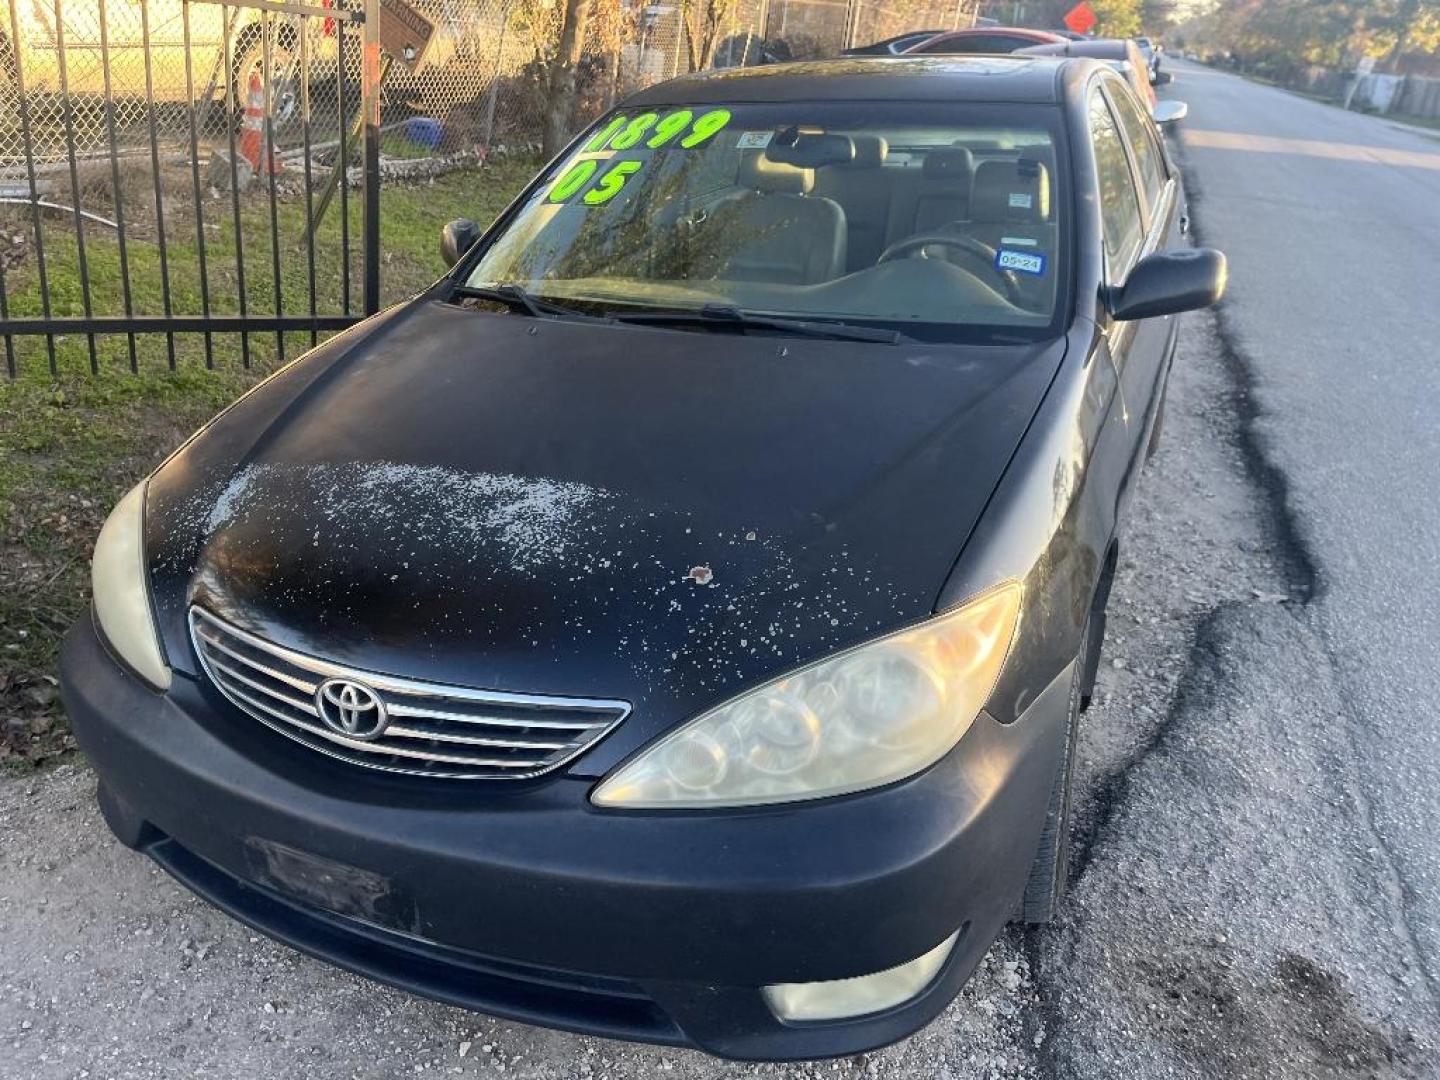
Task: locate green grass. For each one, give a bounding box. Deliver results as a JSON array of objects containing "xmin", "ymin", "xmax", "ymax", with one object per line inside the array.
[
  {"xmin": 1388, "ymin": 112, "xmax": 1440, "ymax": 138},
  {"xmin": 0, "ymin": 155, "xmax": 538, "ymax": 770}
]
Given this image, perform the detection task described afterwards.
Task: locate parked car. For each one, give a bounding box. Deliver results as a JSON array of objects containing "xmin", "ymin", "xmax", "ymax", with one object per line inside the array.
[
  {"xmin": 712, "ymin": 31, "xmax": 794, "ymax": 67},
  {"xmin": 1021, "ymin": 37, "xmax": 1160, "ymax": 108},
  {"xmin": 64, "ymin": 54, "xmax": 1223, "ymax": 1061},
  {"xmin": 841, "ymin": 29, "xmax": 944, "ymax": 56},
  {"xmin": 1135, "ymin": 35, "xmax": 1163, "ymax": 81},
  {"xmin": 903, "ymin": 26, "xmax": 1066, "ymax": 54}
]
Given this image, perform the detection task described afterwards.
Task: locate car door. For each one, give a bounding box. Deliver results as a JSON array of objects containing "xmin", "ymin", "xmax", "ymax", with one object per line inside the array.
[
  {"xmin": 1084, "ymin": 74, "xmax": 1171, "ymax": 478},
  {"xmin": 1103, "ymin": 75, "xmax": 1182, "ymax": 427}
]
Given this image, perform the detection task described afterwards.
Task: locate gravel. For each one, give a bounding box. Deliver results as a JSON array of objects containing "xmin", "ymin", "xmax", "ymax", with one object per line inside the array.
[{"xmin": 1, "ymin": 310, "xmax": 1433, "ymax": 1078}]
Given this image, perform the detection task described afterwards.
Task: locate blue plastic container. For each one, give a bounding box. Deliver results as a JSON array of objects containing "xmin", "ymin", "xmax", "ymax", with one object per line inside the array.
[{"xmin": 404, "ymin": 117, "xmax": 443, "ymax": 150}]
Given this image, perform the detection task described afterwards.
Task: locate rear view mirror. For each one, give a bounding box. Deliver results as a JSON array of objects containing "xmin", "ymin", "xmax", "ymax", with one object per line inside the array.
[
  {"xmin": 1111, "ymin": 248, "xmax": 1227, "ymax": 321},
  {"xmin": 1152, "ymin": 100, "xmax": 1187, "ymax": 125},
  {"xmin": 442, "ymin": 218, "xmax": 482, "ymax": 268},
  {"xmin": 766, "ymin": 132, "xmax": 857, "ymax": 168}
]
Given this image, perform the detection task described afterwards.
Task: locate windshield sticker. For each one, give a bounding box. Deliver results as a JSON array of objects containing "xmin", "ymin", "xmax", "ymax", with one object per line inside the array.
[
  {"xmin": 736, "ymin": 131, "xmax": 774, "ymax": 150},
  {"xmin": 646, "ymin": 110, "xmax": 695, "ymax": 147},
  {"xmin": 547, "ymin": 159, "xmax": 599, "ymax": 203},
  {"xmin": 996, "ymin": 249, "xmax": 1047, "ymax": 277},
  {"xmin": 679, "ymin": 109, "xmax": 732, "ymax": 148},
  {"xmin": 1000, "ymin": 236, "xmax": 1039, "ymax": 247},
  {"xmin": 583, "ymin": 108, "xmax": 731, "ymax": 156},
  {"xmin": 547, "ymin": 159, "xmax": 599, "ymax": 204},
  {"xmin": 549, "ymin": 109, "xmax": 733, "ymax": 205},
  {"xmin": 609, "ymin": 112, "xmax": 660, "ymax": 149},
  {"xmin": 582, "ymin": 160, "xmax": 643, "ymax": 205},
  {"xmin": 583, "ymin": 115, "xmax": 627, "ymax": 153},
  {"xmin": 1008, "ymin": 192, "xmax": 1034, "ymax": 210}
]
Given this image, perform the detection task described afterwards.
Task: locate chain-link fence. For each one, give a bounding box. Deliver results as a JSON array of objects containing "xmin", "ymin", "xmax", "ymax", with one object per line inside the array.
[
  {"xmin": 2, "ymin": 0, "xmax": 983, "ymax": 167},
  {"xmin": 0, "ymin": 0, "xmax": 978, "ymax": 378}
]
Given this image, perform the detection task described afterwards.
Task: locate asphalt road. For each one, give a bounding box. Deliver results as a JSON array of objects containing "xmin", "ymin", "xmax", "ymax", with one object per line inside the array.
[
  {"xmin": 4, "ymin": 64, "xmax": 1440, "ymax": 1079},
  {"xmin": 1170, "ymin": 58, "xmax": 1440, "ymax": 1020}
]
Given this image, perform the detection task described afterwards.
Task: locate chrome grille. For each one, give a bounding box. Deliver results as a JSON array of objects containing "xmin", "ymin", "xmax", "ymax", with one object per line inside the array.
[{"xmin": 189, "ymin": 607, "xmax": 630, "ymax": 780}]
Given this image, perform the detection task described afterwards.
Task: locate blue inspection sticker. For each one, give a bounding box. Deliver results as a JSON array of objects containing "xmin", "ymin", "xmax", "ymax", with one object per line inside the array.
[{"xmin": 995, "ymin": 248, "xmax": 1047, "ymax": 276}]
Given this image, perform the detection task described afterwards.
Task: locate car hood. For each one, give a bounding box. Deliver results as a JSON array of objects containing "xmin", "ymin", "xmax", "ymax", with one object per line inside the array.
[{"xmin": 147, "ymin": 299, "xmax": 1064, "ymax": 763}]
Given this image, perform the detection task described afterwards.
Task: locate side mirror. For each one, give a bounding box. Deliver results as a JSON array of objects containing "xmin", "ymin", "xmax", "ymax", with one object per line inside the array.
[
  {"xmin": 441, "ymin": 218, "xmax": 481, "ymax": 268},
  {"xmin": 1110, "ymin": 248, "xmax": 1227, "ymax": 321},
  {"xmin": 1152, "ymin": 99, "xmax": 1187, "ymax": 125},
  {"xmin": 1154, "ymin": 70, "xmax": 1173, "ymax": 86}
]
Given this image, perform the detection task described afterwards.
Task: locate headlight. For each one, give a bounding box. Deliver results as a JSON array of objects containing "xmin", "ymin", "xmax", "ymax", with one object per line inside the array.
[
  {"xmin": 92, "ymin": 481, "xmax": 171, "ymax": 691},
  {"xmin": 591, "ymin": 581, "xmax": 1021, "ymax": 808}
]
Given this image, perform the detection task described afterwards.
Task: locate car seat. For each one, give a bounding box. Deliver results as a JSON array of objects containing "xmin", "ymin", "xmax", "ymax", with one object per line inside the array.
[{"xmin": 707, "ymin": 153, "xmax": 849, "ymax": 285}]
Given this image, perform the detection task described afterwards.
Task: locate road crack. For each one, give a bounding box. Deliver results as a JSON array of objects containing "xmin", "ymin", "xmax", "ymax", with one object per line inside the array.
[{"xmin": 1179, "ymin": 132, "xmax": 1440, "ymax": 1018}]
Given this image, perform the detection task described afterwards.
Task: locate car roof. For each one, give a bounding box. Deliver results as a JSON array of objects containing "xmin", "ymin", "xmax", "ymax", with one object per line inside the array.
[
  {"xmin": 623, "ymin": 56, "xmax": 1088, "ymax": 108},
  {"xmin": 1022, "ymin": 38, "xmax": 1133, "ymax": 62},
  {"xmin": 917, "ymin": 27, "xmax": 1065, "ymax": 46}
]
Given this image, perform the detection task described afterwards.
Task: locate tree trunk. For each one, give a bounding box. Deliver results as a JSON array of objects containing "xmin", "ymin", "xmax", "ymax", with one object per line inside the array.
[
  {"xmin": 681, "ymin": 0, "xmax": 733, "ymax": 72},
  {"xmin": 543, "ymin": 0, "xmax": 592, "ymax": 158},
  {"xmin": 604, "ymin": 0, "xmax": 623, "ymax": 109},
  {"xmin": 1384, "ymin": 0, "xmax": 1421, "ymax": 73},
  {"xmin": 682, "ymin": 1, "xmax": 704, "ymax": 72}
]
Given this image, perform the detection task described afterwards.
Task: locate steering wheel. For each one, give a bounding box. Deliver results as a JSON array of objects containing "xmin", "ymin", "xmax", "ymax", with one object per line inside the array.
[{"xmin": 877, "ymin": 234, "xmax": 1025, "ymax": 306}]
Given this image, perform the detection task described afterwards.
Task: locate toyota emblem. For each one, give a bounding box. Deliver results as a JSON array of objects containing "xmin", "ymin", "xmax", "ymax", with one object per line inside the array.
[{"xmin": 315, "ymin": 678, "xmax": 389, "ymax": 740}]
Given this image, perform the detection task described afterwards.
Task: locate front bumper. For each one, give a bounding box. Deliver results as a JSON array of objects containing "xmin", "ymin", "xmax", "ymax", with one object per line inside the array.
[{"xmin": 62, "ymin": 615, "xmax": 1069, "ymax": 1060}]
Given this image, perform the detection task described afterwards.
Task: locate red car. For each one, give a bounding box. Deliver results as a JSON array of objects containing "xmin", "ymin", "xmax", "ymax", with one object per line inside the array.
[
  {"xmin": 1020, "ymin": 38, "xmax": 1158, "ymax": 108},
  {"xmin": 903, "ymin": 27, "xmax": 1066, "ymax": 55}
]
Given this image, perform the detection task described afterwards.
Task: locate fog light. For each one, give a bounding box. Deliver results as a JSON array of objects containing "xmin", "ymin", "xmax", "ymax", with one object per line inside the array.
[{"xmin": 762, "ymin": 932, "xmax": 959, "ymax": 1022}]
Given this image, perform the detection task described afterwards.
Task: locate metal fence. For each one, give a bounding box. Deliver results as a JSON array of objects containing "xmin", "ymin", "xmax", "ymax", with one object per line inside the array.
[
  {"xmin": 1276, "ymin": 64, "xmax": 1440, "ymax": 121},
  {"xmin": 0, "ymin": 0, "xmax": 978, "ymax": 379},
  {"xmin": 1, "ymin": 0, "xmax": 388, "ymax": 376}
]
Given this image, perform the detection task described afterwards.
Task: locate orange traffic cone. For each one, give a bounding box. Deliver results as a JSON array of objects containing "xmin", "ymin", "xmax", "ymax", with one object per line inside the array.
[{"xmin": 237, "ymin": 72, "xmax": 280, "ymax": 180}]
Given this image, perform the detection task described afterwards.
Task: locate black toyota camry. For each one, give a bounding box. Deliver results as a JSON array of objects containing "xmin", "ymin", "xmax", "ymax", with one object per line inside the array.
[{"xmin": 62, "ymin": 56, "xmax": 1225, "ymax": 1060}]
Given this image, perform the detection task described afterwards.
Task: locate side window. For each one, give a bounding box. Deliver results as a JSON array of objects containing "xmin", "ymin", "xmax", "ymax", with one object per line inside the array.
[
  {"xmin": 1108, "ymin": 86, "xmax": 1167, "ymax": 214},
  {"xmin": 1087, "ymin": 88, "xmax": 1144, "ymax": 277}
]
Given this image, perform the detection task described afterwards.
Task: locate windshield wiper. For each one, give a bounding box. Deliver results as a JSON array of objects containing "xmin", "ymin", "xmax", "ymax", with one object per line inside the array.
[
  {"xmin": 608, "ymin": 304, "xmax": 905, "ymax": 344},
  {"xmin": 451, "ymin": 284, "xmax": 609, "ymax": 323}
]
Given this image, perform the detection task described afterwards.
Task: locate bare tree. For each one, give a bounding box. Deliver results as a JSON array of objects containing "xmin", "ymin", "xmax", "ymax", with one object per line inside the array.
[
  {"xmin": 681, "ymin": 0, "xmax": 737, "ymax": 73},
  {"xmin": 543, "ymin": 0, "xmax": 593, "ymax": 157}
]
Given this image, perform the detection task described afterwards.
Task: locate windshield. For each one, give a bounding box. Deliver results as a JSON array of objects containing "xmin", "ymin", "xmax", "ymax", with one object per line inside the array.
[{"xmin": 464, "ymin": 101, "xmax": 1067, "ymax": 343}]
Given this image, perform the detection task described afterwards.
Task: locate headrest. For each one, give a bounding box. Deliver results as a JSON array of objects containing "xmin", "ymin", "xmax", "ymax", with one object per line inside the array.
[
  {"xmin": 766, "ymin": 132, "xmax": 856, "ymax": 169},
  {"xmin": 738, "ymin": 152, "xmax": 813, "ymax": 194},
  {"xmin": 971, "ymin": 158, "xmax": 1051, "ymax": 223},
  {"xmin": 921, "ymin": 147, "xmax": 975, "ymax": 180},
  {"xmin": 842, "ymin": 134, "xmax": 889, "ymax": 169}
]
